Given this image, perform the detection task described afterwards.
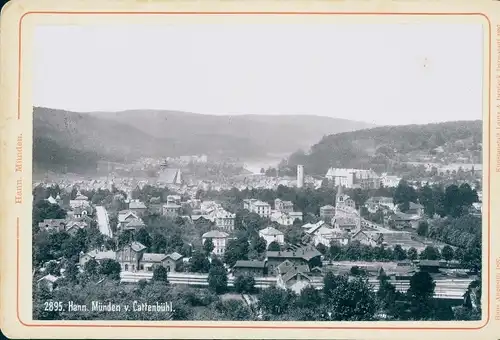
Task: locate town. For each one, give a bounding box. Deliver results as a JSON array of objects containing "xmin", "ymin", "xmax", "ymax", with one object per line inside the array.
[{"xmin": 33, "ymin": 156, "xmax": 482, "ymax": 321}]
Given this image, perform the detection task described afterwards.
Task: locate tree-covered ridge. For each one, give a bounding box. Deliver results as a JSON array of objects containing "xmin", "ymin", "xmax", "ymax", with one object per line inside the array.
[
  {"xmin": 283, "ymin": 120, "xmax": 482, "ymax": 176},
  {"xmin": 33, "ymin": 106, "xmax": 375, "ymax": 174}
]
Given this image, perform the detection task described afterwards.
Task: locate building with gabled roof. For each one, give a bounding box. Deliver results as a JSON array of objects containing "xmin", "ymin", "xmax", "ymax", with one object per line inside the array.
[
  {"xmin": 37, "ymin": 274, "xmax": 59, "ymax": 291},
  {"xmin": 128, "ymin": 200, "xmax": 147, "ymax": 216},
  {"xmin": 202, "ymin": 230, "xmax": 230, "ymax": 256},
  {"xmin": 259, "ymin": 226, "xmax": 284, "ymax": 246},
  {"xmin": 79, "ymin": 249, "xmax": 117, "ymax": 267},
  {"xmin": 232, "ymin": 260, "xmax": 267, "ymax": 276},
  {"xmin": 266, "ymin": 246, "xmax": 322, "ymax": 276}
]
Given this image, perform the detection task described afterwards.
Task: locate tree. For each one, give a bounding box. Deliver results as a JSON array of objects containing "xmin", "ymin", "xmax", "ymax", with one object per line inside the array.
[
  {"xmin": 454, "ymin": 247, "xmax": 465, "ymax": 263},
  {"xmin": 407, "ymin": 271, "xmax": 436, "ymax": 319},
  {"xmin": 316, "ymin": 243, "xmax": 328, "ymax": 255},
  {"xmin": 377, "ymin": 275, "xmax": 398, "ymax": 316},
  {"xmin": 267, "ymin": 241, "xmax": 281, "ymax": 252},
  {"xmin": 392, "ymin": 245, "xmax": 407, "ymax": 261},
  {"xmin": 407, "ymin": 247, "xmax": 418, "ymax": 261},
  {"xmin": 323, "ymin": 272, "xmax": 344, "ymax": 299},
  {"xmin": 64, "ymin": 262, "xmax": 79, "ymax": 283},
  {"xmin": 33, "ymin": 200, "xmax": 67, "ymax": 227},
  {"xmin": 295, "ymin": 285, "xmax": 322, "ymax": 310},
  {"xmin": 45, "ymin": 261, "xmax": 59, "ymax": 275},
  {"xmin": 350, "ymin": 266, "xmax": 365, "ymax": 276},
  {"xmin": 234, "ymin": 275, "xmax": 256, "ymax": 294},
  {"xmin": 323, "ymin": 276, "xmax": 377, "ymax": 321},
  {"xmin": 208, "ymin": 265, "xmax": 228, "ymax": 294},
  {"xmin": 258, "ymin": 286, "xmax": 296, "ymax": 316},
  {"xmin": 419, "ymin": 246, "xmax": 440, "ymax": 260},
  {"xmin": 150, "ymin": 233, "xmax": 167, "ymax": 253},
  {"xmin": 152, "ymin": 266, "xmax": 168, "ymax": 282},
  {"xmin": 203, "ymin": 238, "xmax": 215, "ymax": 254},
  {"xmin": 252, "ymin": 237, "xmax": 267, "ymax": 254},
  {"xmin": 441, "ymin": 245, "xmax": 454, "ymax": 262},
  {"xmin": 417, "ymin": 221, "xmax": 429, "ymax": 237},
  {"xmin": 223, "ymin": 237, "xmax": 250, "ymax": 267},
  {"xmin": 189, "ymin": 252, "xmax": 211, "ymax": 273},
  {"xmin": 99, "ymin": 259, "xmax": 121, "ymax": 280},
  {"xmin": 394, "ymin": 180, "xmax": 418, "ymax": 212},
  {"xmin": 216, "ymin": 300, "xmax": 253, "ymax": 320},
  {"xmin": 136, "ymin": 228, "xmax": 152, "ymax": 249},
  {"xmin": 84, "ymin": 258, "xmax": 99, "ymax": 276}
]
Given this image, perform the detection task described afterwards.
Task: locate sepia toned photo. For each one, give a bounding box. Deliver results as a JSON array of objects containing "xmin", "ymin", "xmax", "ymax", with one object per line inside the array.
[{"xmin": 30, "ymin": 21, "xmax": 484, "ymax": 323}]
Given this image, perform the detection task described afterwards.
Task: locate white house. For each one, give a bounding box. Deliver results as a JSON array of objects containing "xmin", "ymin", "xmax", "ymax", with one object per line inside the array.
[
  {"xmin": 243, "ymin": 199, "xmax": 271, "ymax": 218},
  {"xmin": 259, "ymin": 226, "xmax": 285, "ymax": 246},
  {"xmin": 202, "ymin": 230, "xmax": 230, "ymax": 256},
  {"xmin": 380, "ymin": 173, "xmax": 401, "ymax": 188},
  {"xmin": 270, "ymin": 211, "xmax": 303, "ymax": 226}
]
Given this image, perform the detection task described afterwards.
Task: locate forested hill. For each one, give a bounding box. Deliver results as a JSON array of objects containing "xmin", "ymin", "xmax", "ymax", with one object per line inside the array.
[
  {"xmin": 284, "ymin": 120, "xmax": 482, "ymax": 176},
  {"xmin": 33, "ymin": 106, "xmax": 374, "ymax": 174}
]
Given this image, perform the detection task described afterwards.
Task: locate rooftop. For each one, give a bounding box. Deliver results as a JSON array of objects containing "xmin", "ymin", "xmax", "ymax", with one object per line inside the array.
[
  {"xmin": 233, "ymin": 260, "xmax": 267, "ymax": 269},
  {"xmin": 259, "ymin": 226, "xmax": 283, "ymax": 236},
  {"xmin": 202, "ymin": 230, "xmax": 229, "ymax": 239},
  {"xmin": 267, "ymin": 246, "xmax": 321, "ymax": 261},
  {"xmin": 142, "ymin": 253, "xmax": 168, "ymax": 262}
]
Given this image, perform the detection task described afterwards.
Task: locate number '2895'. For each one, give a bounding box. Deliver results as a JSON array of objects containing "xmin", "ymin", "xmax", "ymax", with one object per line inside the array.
[{"xmin": 44, "ymin": 301, "xmax": 63, "ymax": 311}]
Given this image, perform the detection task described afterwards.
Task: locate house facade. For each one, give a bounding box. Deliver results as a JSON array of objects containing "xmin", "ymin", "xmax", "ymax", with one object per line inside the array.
[
  {"xmin": 243, "ymin": 199, "xmax": 271, "ymax": 218},
  {"xmin": 259, "ymin": 226, "xmax": 285, "ymax": 246},
  {"xmin": 115, "ymin": 242, "xmax": 184, "ymax": 273},
  {"xmin": 232, "ymin": 260, "xmax": 267, "ymax": 277},
  {"xmin": 163, "ymin": 203, "xmax": 181, "ymax": 217},
  {"xmin": 202, "ymin": 230, "xmax": 230, "ymax": 256},
  {"xmin": 116, "ymin": 241, "xmax": 147, "ymax": 272},
  {"xmin": 319, "ymin": 205, "xmax": 336, "ymax": 222},
  {"xmin": 266, "ymin": 246, "xmax": 322, "ymax": 276},
  {"xmin": 214, "ymin": 209, "xmax": 236, "ymax": 231},
  {"xmin": 274, "ymin": 199, "xmax": 294, "ymax": 213},
  {"xmin": 128, "ymin": 200, "xmax": 147, "ymax": 216}
]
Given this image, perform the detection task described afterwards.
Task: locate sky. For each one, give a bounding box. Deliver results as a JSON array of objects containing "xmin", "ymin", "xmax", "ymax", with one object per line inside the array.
[{"xmin": 33, "ymin": 22, "xmax": 484, "ymax": 126}]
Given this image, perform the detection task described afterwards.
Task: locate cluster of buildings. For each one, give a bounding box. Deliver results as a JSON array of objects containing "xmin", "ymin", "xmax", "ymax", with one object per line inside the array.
[
  {"xmin": 78, "ymin": 242, "xmax": 185, "ymax": 273},
  {"xmin": 39, "ymin": 191, "xmax": 94, "ymax": 234},
  {"xmin": 324, "ymin": 167, "xmax": 401, "ymax": 189},
  {"xmin": 243, "ymin": 198, "xmax": 303, "ymax": 226},
  {"xmin": 191, "ymin": 201, "xmax": 236, "ymax": 232}
]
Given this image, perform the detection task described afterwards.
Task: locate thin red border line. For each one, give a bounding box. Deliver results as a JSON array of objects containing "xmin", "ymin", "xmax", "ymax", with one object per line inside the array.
[{"xmin": 16, "ymin": 11, "xmax": 492, "ymax": 330}]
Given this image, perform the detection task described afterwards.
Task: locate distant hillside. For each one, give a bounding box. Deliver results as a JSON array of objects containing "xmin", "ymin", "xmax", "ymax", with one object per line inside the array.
[
  {"xmin": 90, "ymin": 110, "xmax": 375, "ymax": 156},
  {"xmin": 33, "ymin": 107, "xmax": 171, "ymax": 173},
  {"xmin": 284, "ymin": 120, "xmax": 482, "ymax": 176},
  {"xmin": 33, "ymin": 107, "xmax": 374, "ymax": 173}
]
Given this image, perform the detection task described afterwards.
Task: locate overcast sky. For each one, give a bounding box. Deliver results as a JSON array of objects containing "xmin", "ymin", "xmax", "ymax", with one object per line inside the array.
[{"xmin": 33, "ymin": 22, "xmax": 483, "ymax": 126}]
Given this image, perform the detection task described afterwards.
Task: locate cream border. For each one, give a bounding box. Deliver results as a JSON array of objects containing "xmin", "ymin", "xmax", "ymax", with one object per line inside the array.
[{"xmin": 0, "ymin": 0, "xmax": 498, "ymax": 339}]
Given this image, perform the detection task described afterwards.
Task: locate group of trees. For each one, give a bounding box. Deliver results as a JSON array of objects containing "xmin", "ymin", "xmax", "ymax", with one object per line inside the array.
[
  {"xmin": 33, "ymin": 225, "xmax": 107, "ymax": 266},
  {"xmin": 394, "ymin": 181, "xmax": 479, "ymax": 218},
  {"xmin": 280, "ymin": 120, "xmax": 481, "ymax": 176},
  {"xmin": 255, "ymin": 270, "xmax": 478, "ymax": 321},
  {"xmin": 34, "ymin": 278, "xmax": 253, "ymax": 321},
  {"xmin": 322, "ymin": 240, "xmax": 475, "ymax": 269}
]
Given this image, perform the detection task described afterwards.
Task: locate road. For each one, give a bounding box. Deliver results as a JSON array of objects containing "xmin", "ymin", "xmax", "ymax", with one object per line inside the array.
[
  {"xmin": 120, "ymin": 272, "xmax": 471, "ymax": 300},
  {"xmin": 95, "ymin": 206, "xmax": 112, "ymax": 238}
]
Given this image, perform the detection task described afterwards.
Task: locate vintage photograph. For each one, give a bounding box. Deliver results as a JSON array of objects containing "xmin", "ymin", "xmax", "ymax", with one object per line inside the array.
[{"xmin": 31, "ymin": 22, "xmax": 483, "ymax": 322}]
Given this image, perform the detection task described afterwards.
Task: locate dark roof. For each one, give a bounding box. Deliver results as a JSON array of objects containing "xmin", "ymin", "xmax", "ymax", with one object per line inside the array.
[
  {"xmin": 281, "ymin": 266, "xmax": 312, "ymax": 283},
  {"xmin": 233, "ymin": 260, "xmax": 267, "ymax": 269},
  {"xmin": 267, "ymin": 246, "xmax": 321, "ymax": 261},
  {"xmin": 418, "ymin": 260, "xmax": 441, "ymax": 267},
  {"xmin": 141, "ymin": 253, "xmax": 168, "ymax": 262},
  {"xmin": 166, "ymin": 252, "xmax": 183, "ymax": 261}
]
